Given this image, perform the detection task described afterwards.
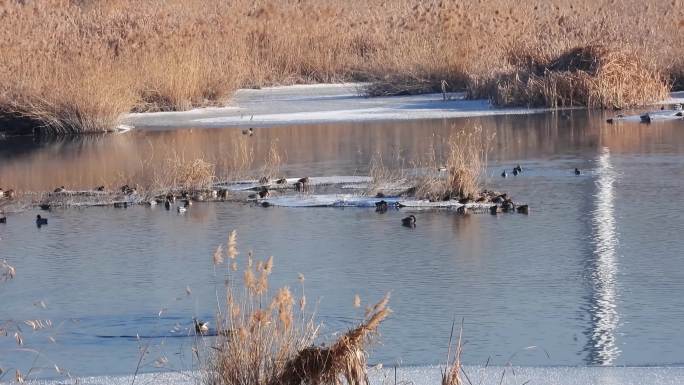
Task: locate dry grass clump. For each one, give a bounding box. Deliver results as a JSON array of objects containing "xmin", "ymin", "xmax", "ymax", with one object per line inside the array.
[
  {"xmin": 475, "ymin": 45, "xmax": 670, "ymax": 109},
  {"xmin": 207, "ymin": 231, "xmax": 390, "ymax": 385},
  {"xmin": 147, "ymin": 153, "xmax": 216, "ymax": 193},
  {"xmin": 415, "ymin": 126, "xmax": 493, "ymax": 201}
]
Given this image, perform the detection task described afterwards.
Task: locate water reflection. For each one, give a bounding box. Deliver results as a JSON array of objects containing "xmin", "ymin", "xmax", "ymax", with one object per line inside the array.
[{"xmin": 585, "ymin": 147, "xmax": 620, "ymax": 365}]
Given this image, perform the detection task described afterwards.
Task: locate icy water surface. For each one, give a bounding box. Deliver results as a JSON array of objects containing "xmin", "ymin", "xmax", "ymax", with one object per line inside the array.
[{"xmin": 2, "ymin": 111, "xmax": 684, "ymax": 379}]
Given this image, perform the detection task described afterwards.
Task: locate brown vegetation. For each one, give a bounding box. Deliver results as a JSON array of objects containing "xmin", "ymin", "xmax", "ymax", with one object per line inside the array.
[
  {"xmin": 1, "ymin": 0, "xmax": 682, "ymax": 134},
  {"xmin": 206, "ymin": 231, "xmax": 390, "ymax": 385}
]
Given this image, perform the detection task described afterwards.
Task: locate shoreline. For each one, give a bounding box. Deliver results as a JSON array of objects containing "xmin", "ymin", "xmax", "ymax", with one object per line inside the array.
[
  {"xmin": 121, "ymin": 84, "xmax": 684, "ymax": 131},
  {"xmin": 17, "ymin": 365, "xmax": 684, "ymax": 385}
]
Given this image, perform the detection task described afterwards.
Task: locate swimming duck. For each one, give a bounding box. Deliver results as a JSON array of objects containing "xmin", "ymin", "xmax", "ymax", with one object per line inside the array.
[
  {"xmin": 516, "ymin": 205, "xmax": 529, "ymax": 214},
  {"xmin": 164, "ymin": 200, "xmax": 171, "ymax": 210},
  {"xmin": 0, "ymin": 216, "xmax": 6, "ymax": 224},
  {"xmin": 456, "ymin": 205, "xmax": 468, "ymax": 215},
  {"xmin": 512, "ymin": 168, "xmax": 519, "ymax": 176},
  {"xmin": 95, "ymin": 186, "xmax": 105, "ymax": 192},
  {"xmin": 297, "ymin": 177, "xmax": 310, "ymax": 184},
  {"xmin": 242, "ymin": 127, "xmax": 254, "ymax": 136},
  {"xmin": 113, "ymin": 202, "xmax": 128, "ymax": 208},
  {"xmin": 574, "ymin": 168, "xmax": 581, "ymax": 176},
  {"xmin": 295, "ymin": 181, "xmax": 305, "ymax": 192},
  {"xmin": 514, "ymin": 164, "xmax": 522, "ymax": 173},
  {"xmin": 166, "ymin": 193, "xmax": 176, "ymax": 203},
  {"xmin": 437, "ymin": 166, "xmax": 447, "ymax": 172},
  {"xmin": 258, "ymin": 187, "xmax": 269, "ymax": 199},
  {"xmin": 193, "ymin": 318, "xmax": 209, "ymax": 335},
  {"xmin": 36, "ymin": 215, "xmax": 48, "ymax": 226},
  {"xmin": 501, "ymin": 170, "xmax": 507, "ymax": 178},
  {"xmin": 675, "ymin": 104, "xmax": 683, "ymax": 111},
  {"xmin": 401, "ymin": 215, "xmax": 416, "ymax": 227},
  {"xmin": 489, "ymin": 205, "xmax": 501, "ymax": 215},
  {"xmin": 375, "ymin": 200, "xmax": 389, "ymax": 213},
  {"xmin": 177, "ymin": 205, "xmax": 187, "ymax": 213},
  {"xmin": 640, "ymin": 113, "xmax": 651, "ymax": 124},
  {"xmin": 276, "ymin": 178, "xmax": 287, "ymax": 184},
  {"xmin": 54, "ymin": 186, "xmax": 65, "ymax": 193},
  {"xmin": 39, "ymin": 203, "xmax": 51, "ymax": 211},
  {"xmin": 501, "ymin": 201, "xmax": 515, "ymax": 212}
]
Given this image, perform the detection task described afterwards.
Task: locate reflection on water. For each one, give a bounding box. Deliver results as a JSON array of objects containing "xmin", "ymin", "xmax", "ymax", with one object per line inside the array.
[{"xmin": 585, "ymin": 147, "xmax": 620, "ymax": 365}]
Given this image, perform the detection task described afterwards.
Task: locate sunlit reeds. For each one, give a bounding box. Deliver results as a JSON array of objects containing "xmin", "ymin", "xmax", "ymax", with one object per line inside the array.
[
  {"xmin": 1, "ymin": 0, "xmax": 682, "ymax": 134},
  {"xmin": 206, "ymin": 230, "xmax": 390, "ymax": 385}
]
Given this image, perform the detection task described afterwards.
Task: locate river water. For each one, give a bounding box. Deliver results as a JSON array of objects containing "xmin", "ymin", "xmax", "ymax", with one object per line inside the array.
[{"xmin": 1, "ymin": 111, "xmax": 684, "ymax": 379}]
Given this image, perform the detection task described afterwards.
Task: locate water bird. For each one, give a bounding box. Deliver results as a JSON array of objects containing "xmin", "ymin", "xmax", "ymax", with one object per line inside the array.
[
  {"xmin": 39, "ymin": 203, "xmax": 51, "ymax": 210},
  {"xmin": 148, "ymin": 200, "xmax": 158, "ymax": 206},
  {"xmin": 295, "ymin": 181, "xmax": 305, "ymax": 192},
  {"xmin": 456, "ymin": 205, "xmax": 468, "ymax": 215},
  {"xmin": 437, "ymin": 166, "xmax": 447, "ymax": 172},
  {"xmin": 401, "ymin": 215, "xmax": 416, "ymax": 227},
  {"xmin": 489, "ymin": 205, "xmax": 501, "ymax": 215},
  {"xmin": 258, "ymin": 187, "xmax": 269, "ymax": 198},
  {"xmin": 113, "ymin": 202, "xmax": 128, "ymax": 208},
  {"xmin": 276, "ymin": 178, "xmax": 287, "ymax": 184},
  {"xmin": 193, "ymin": 319, "xmax": 209, "ymax": 335},
  {"xmin": 375, "ymin": 200, "xmax": 388, "ymax": 213},
  {"xmin": 515, "ymin": 164, "xmax": 522, "ymax": 173},
  {"xmin": 512, "ymin": 168, "xmax": 519, "ymax": 176},
  {"xmin": 501, "ymin": 170, "xmax": 507, "ymax": 178},
  {"xmin": 166, "ymin": 193, "xmax": 176, "ymax": 203},
  {"xmin": 164, "ymin": 200, "xmax": 171, "ymax": 210},
  {"xmin": 640, "ymin": 113, "xmax": 651, "ymax": 124},
  {"xmin": 36, "ymin": 215, "xmax": 48, "ymax": 226},
  {"xmin": 574, "ymin": 168, "xmax": 581, "ymax": 176},
  {"xmin": 517, "ymin": 204, "xmax": 529, "ymax": 214},
  {"xmin": 177, "ymin": 205, "xmax": 187, "ymax": 213},
  {"xmin": 606, "ymin": 118, "xmax": 614, "ymax": 124},
  {"xmin": 95, "ymin": 186, "xmax": 105, "ymax": 192},
  {"xmin": 675, "ymin": 104, "xmax": 683, "ymax": 111},
  {"xmin": 297, "ymin": 177, "xmax": 310, "ymax": 184},
  {"xmin": 54, "ymin": 186, "xmax": 65, "ymax": 193},
  {"xmin": 242, "ymin": 127, "xmax": 254, "ymax": 136},
  {"xmin": 0, "ymin": 216, "xmax": 6, "ymax": 224},
  {"xmin": 501, "ymin": 201, "xmax": 515, "ymax": 212}
]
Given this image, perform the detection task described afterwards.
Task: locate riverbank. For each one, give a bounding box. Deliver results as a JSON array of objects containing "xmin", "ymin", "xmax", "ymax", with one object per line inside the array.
[
  {"xmin": 124, "ymin": 85, "xmax": 684, "ymax": 130},
  {"xmin": 14, "ymin": 365, "xmax": 684, "ymax": 385}
]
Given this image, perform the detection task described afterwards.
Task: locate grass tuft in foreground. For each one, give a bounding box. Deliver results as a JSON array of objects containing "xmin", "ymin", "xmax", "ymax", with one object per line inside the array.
[{"xmin": 207, "ymin": 231, "xmax": 390, "ymax": 385}]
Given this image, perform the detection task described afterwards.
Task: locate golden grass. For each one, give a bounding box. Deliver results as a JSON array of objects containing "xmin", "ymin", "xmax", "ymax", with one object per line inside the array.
[
  {"xmin": 207, "ymin": 231, "xmax": 390, "ymax": 385},
  {"xmin": 1, "ymin": 0, "xmax": 683, "ymax": 133}
]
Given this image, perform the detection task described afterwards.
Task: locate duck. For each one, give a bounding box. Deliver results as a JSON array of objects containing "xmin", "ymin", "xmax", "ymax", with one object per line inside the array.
[
  {"xmin": 675, "ymin": 104, "xmax": 683, "ymax": 111},
  {"xmin": 242, "ymin": 127, "xmax": 254, "ymax": 136},
  {"xmin": 606, "ymin": 118, "xmax": 614, "ymax": 124},
  {"xmin": 275, "ymin": 178, "xmax": 287, "ymax": 184},
  {"xmin": 512, "ymin": 168, "xmax": 519, "ymax": 176},
  {"xmin": 95, "ymin": 186, "xmax": 105, "ymax": 192},
  {"xmin": 164, "ymin": 200, "xmax": 171, "ymax": 210},
  {"xmin": 193, "ymin": 318, "xmax": 209, "ymax": 335},
  {"xmin": 401, "ymin": 215, "xmax": 416, "ymax": 227},
  {"xmin": 177, "ymin": 201, "xmax": 190, "ymax": 213},
  {"xmin": 514, "ymin": 164, "xmax": 522, "ymax": 173},
  {"xmin": 166, "ymin": 193, "xmax": 176, "ymax": 203},
  {"xmin": 375, "ymin": 200, "xmax": 388, "ymax": 213},
  {"xmin": 258, "ymin": 187, "xmax": 269, "ymax": 199},
  {"xmin": 54, "ymin": 186, "xmax": 66, "ymax": 193},
  {"xmin": 295, "ymin": 181, "xmax": 305, "ymax": 192},
  {"xmin": 574, "ymin": 168, "xmax": 581, "ymax": 176},
  {"xmin": 456, "ymin": 205, "xmax": 468, "ymax": 215},
  {"xmin": 501, "ymin": 201, "xmax": 515, "ymax": 212},
  {"xmin": 39, "ymin": 203, "xmax": 51, "ymax": 211},
  {"xmin": 437, "ymin": 166, "xmax": 448, "ymax": 172},
  {"xmin": 640, "ymin": 113, "xmax": 651, "ymax": 124},
  {"xmin": 516, "ymin": 204, "xmax": 529, "ymax": 214},
  {"xmin": 0, "ymin": 216, "xmax": 6, "ymax": 224},
  {"xmin": 36, "ymin": 215, "xmax": 48, "ymax": 226},
  {"xmin": 297, "ymin": 177, "xmax": 310, "ymax": 184},
  {"xmin": 489, "ymin": 205, "xmax": 501, "ymax": 215},
  {"xmin": 501, "ymin": 170, "xmax": 507, "ymax": 178},
  {"xmin": 113, "ymin": 202, "xmax": 128, "ymax": 208}
]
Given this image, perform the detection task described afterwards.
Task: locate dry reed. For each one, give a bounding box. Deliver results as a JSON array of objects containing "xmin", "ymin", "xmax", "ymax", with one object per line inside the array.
[
  {"xmin": 1, "ymin": 1, "xmax": 683, "ymax": 134},
  {"xmin": 207, "ymin": 231, "xmax": 390, "ymax": 385}
]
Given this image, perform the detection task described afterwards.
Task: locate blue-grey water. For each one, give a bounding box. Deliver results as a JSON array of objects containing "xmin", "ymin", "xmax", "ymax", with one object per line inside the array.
[{"xmin": 1, "ymin": 111, "xmax": 684, "ymax": 378}]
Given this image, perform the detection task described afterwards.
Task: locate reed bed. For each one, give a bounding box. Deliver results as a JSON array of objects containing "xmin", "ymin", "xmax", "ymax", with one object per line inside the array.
[
  {"xmin": 1, "ymin": 0, "xmax": 683, "ymax": 134},
  {"xmin": 206, "ymin": 231, "xmax": 390, "ymax": 385}
]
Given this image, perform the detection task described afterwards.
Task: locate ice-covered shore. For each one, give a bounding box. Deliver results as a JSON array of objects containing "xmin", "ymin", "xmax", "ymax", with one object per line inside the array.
[
  {"xmin": 123, "ymin": 85, "xmax": 684, "ymax": 129},
  {"xmin": 15, "ymin": 365, "xmax": 684, "ymax": 385}
]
